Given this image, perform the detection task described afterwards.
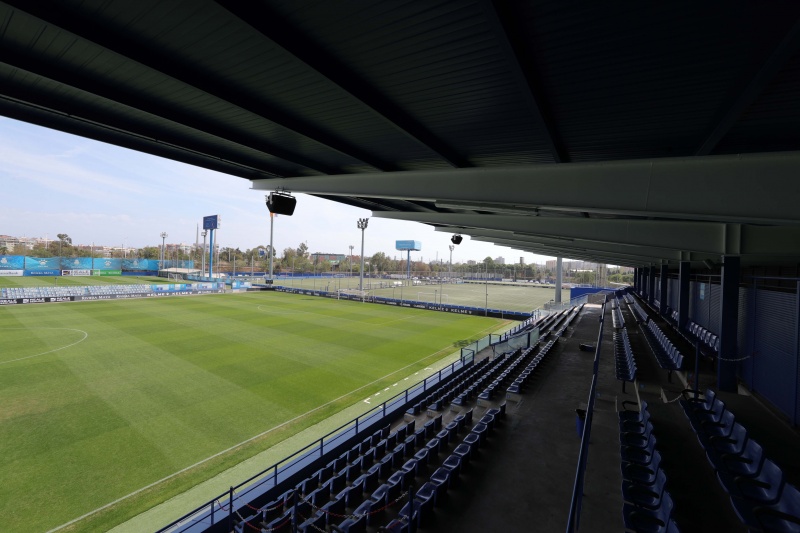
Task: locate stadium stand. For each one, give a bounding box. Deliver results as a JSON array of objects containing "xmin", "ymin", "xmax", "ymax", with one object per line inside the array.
[{"xmin": 680, "ymin": 390, "xmax": 800, "ymax": 532}]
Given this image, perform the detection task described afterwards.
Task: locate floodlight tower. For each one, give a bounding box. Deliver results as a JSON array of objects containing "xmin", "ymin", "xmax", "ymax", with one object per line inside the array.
[
  {"xmin": 160, "ymin": 232, "xmax": 168, "ymax": 271},
  {"xmin": 349, "ymin": 245, "xmax": 354, "ymax": 278},
  {"xmin": 449, "ymin": 244, "xmax": 455, "ymax": 281},
  {"xmin": 357, "ymin": 218, "xmax": 369, "ymax": 291}
]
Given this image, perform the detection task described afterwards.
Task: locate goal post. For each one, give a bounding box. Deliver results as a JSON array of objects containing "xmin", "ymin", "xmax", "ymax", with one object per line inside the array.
[
  {"xmin": 337, "ymin": 288, "xmax": 371, "ymax": 302},
  {"xmin": 418, "ymin": 292, "xmax": 449, "ymax": 304}
]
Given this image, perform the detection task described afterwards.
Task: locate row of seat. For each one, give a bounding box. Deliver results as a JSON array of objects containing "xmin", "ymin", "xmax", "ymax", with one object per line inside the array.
[
  {"xmin": 450, "ymin": 352, "xmax": 515, "ymax": 407},
  {"xmin": 379, "ymin": 406, "xmax": 507, "ymax": 532},
  {"xmin": 0, "ymin": 283, "xmax": 155, "ymax": 298},
  {"xmin": 614, "ymin": 327, "xmax": 637, "ymax": 390},
  {"xmin": 680, "ymin": 389, "xmax": 800, "ymax": 531},
  {"xmin": 625, "ymin": 295, "xmax": 650, "ymax": 324},
  {"xmin": 664, "ymin": 308, "xmax": 721, "ymax": 356},
  {"xmin": 506, "ymin": 340, "xmax": 556, "ymax": 395},
  {"xmin": 641, "ymin": 319, "xmax": 684, "ymax": 373},
  {"xmin": 236, "ymin": 417, "xmax": 430, "ymax": 531},
  {"xmin": 612, "ymin": 297, "xmax": 626, "ymax": 329},
  {"xmin": 619, "ymin": 401, "xmax": 681, "ymax": 532}
]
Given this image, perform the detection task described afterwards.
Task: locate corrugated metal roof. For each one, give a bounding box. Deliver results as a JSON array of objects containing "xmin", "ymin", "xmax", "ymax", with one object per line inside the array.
[{"xmin": 3, "ymin": 0, "xmax": 800, "ymax": 266}]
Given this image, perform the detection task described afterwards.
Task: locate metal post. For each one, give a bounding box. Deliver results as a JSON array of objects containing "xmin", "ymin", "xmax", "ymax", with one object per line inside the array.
[
  {"xmin": 358, "ymin": 218, "xmax": 368, "ymax": 291},
  {"xmin": 160, "ymin": 231, "xmax": 167, "ymax": 272},
  {"xmin": 228, "ymin": 486, "xmax": 234, "ymax": 533},
  {"xmin": 555, "ymin": 256, "xmax": 563, "ymax": 303},
  {"xmin": 449, "ymin": 244, "xmax": 454, "ymax": 282},
  {"xmin": 208, "ymin": 229, "xmax": 214, "ymax": 278},
  {"xmin": 269, "ymin": 212, "xmax": 274, "ymax": 280},
  {"xmin": 201, "ymin": 231, "xmax": 207, "ymax": 278},
  {"xmin": 349, "ymin": 245, "xmax": 354, "ymax": 279}
]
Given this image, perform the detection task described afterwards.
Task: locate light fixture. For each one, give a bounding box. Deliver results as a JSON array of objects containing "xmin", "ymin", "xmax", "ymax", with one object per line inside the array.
[
  {"xmin": 266, "ymin": 190, "xmax": 296, "ymax": 216},
  {"xmin": 451, "ymin": 234, "xmax": 463, "ymax": 245}
]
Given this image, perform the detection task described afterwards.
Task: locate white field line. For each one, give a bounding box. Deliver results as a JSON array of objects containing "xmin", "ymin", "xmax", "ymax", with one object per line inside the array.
[
  {"xmin": 45, "ymin": 320, "xmax": 501, "ymax": 533},
  {"xmin": 0, "ymin": 328, "xmax": 89, "ymax": 365}
]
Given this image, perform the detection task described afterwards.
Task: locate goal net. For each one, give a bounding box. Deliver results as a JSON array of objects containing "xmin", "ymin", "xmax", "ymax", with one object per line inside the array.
[
  {"xmin": 167, "ymin": 272, "xmax": 184, "ymax": 281},
  {"xmin": 418, "ymin": 292, "xmax": 448, "ymax": 304},
  {"xmin": 337, "ymin": 289, "xmax": 372, "ymax": 302}
]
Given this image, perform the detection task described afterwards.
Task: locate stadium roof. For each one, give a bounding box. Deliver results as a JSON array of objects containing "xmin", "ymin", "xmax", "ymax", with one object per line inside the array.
[{"xmin": 3, "ymin": 1, "xmax": 800, "ymax": 267}]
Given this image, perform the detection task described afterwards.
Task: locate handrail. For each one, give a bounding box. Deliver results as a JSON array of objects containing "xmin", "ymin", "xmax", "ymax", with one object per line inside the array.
[{"xmin": 566, "ymin": 297, "xmax": 607, "ymax": 532}]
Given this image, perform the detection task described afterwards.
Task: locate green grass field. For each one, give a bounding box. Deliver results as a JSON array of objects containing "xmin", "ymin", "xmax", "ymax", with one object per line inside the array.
[
  {"xmin": 274, "ymin": 277, "xmax": 562, "ymax": 313},
  {"xmin": 0, "ymin": 292, "xmax": 506, "ymax": 533}
]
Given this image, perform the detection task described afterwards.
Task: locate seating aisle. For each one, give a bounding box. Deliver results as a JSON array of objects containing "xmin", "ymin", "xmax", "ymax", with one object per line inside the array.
[{"xmin": 431, "ymin": 304, "xmax": 624, "ymax": 532}]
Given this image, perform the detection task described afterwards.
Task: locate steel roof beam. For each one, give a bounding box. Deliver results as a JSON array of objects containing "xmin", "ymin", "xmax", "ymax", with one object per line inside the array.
[
  {"xmin": 0, "ymin": 96, "xmax": 271, "ymax": 181},
  {"xmin": 468, "ymin": 236, "xmax": 656, "ymax": 266},
  {"xmin": 437, "ymin": 227, "xmax": 716, "ymax": 264},
  {"xmin": 373, "ymin": 211, "xmax": 800, "ymax": 258},
  {"xmin": 4, "ymin": 0, "xmax": 396, "ymax": 172},
  {"xmin": 696, "ymin": 17, "xmax": 800, "ymax": 155},
  {"xmin": 255, "ymin": 153, "xmax": 800, "ymax": 224},
  {"xmin": 482, "ymin": 0, "xmax": 568, "ymax": 163},
  {"xmin": 0, "ymin": 46, "xmax": 337, "ymax": 175},
  {"xmin": 216, "ymin": 0, "xmax": 470, "ymax": 168}
]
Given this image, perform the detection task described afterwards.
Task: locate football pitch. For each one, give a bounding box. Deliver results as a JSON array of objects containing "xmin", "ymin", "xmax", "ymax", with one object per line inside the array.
[
  {"xmin": 276, "ymin": 277, "xmax": 562, "ymax": 313},
  {"xmin": 0, "ymin": 291, "xmax": 506, "ymax": 533}
]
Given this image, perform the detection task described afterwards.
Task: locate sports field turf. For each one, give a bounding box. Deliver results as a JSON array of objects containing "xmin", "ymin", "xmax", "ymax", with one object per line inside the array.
[
  {"xmin": 276, "ymin": 276, "xmax": 562, "ymax": 313},
  {"xmin": 0, "ymin": 291, "xmax": 506, "ymax": 533}
]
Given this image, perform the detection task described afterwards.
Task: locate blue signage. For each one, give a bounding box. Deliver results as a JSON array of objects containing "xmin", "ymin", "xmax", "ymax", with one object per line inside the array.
[
  {"xmin": 203, "ymin": 215, "xmax": 220, "ymax": 230},
  {"xmin": 93, "ymin": 258, "xmax": 123, "ymax": 270},
  {"xmin": 395, "ymin": 240, "xmax": 422, "ymax": 251},
  {"xmin": 61, "ymin": 257, "xmax": 93, "ymax": 270},
  {"xmin": 25, "ymin": 257, "xmax": 61, "ymax": 270},
  {"xmin": 0, "ymin": 255, "xmax": 25, "ymax": 270}
]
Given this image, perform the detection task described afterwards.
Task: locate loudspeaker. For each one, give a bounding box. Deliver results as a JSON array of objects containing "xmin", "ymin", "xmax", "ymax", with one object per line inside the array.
[
  {"xmin": 451, "ymin": 234, "xmax": 463, "ymax": 245},
  {"xmin": 267, "ymin": 193, "xmax": 297, "ymax": 216}
]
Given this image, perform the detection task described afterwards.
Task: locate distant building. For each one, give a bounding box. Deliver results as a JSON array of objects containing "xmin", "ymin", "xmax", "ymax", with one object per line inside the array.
[{"xmin": 494, "ymin": 256, "xmax": 505, "ymax": 265}]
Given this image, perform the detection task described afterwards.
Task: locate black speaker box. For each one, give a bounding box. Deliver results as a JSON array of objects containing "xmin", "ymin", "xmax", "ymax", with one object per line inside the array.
[{"xmin": 267, "ymin": 193, "xmax": 297, "ymax": 216}]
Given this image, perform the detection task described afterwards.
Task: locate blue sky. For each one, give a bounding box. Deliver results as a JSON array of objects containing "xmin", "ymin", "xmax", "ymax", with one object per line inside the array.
[{"xmin": 0, "ymin": 117, "xmax": 554, "ymax": 264}]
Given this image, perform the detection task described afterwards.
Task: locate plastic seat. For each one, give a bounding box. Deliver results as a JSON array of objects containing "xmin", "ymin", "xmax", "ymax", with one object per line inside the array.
[
  {"xmin": 622, "ymin": 469, "xmax": 669, "ymax": 510},
  {"xmin": 731, "ymin": 482, "xmax": 800, "ymax": 533},
  {"xmin": 718, "ymin": 458, "xmax": 786, "ymax": 504},
  {"xmin": 622, "ymin": 490, "xmax": 676, "ymax": 533},
  {"xmin": 442, "ymin": 454, "xmax": 462, "ymax": 481}
]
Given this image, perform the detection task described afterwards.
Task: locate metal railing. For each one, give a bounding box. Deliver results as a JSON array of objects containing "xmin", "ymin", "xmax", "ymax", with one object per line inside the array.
[{"xmin": 566, "ymin": 297, "xmax": 607, "ymax": 532}]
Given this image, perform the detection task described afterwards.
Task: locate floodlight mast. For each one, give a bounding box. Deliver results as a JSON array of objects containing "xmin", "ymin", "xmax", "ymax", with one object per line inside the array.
[
  {"xmin": 449, "ymin": 244, "xmax": 455, "ymax": 281},
  {"xmin": 160, "ymin": 232, "xmax": 168, "ymax": 272},
  {"xmin": 357, "ymin": 218, "xmax": 369, "ymax": 291}
]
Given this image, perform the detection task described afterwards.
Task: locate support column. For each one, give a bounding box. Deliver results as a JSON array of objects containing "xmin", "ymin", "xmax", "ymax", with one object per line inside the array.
[
  {"xmin": 718, "ymin": 255, "xmax": 740, "ymax": 392},
  {"xmin": 555, "ymin": 257, "xmax": 563, "ymax": 304},
  {"xmin": 633, "ymin": 267, "xmax": 638, "ymax": 291},
  {"xmin": 659, "ymin": 264, "xmax": 669, "ymax": 316},
  {"xmin": 648, "ymin": 265, "xmax": 656, "ymax": 307},
  {"xmin": 678, "ymin": 261, "xmax": 690, "ymax": 330}
]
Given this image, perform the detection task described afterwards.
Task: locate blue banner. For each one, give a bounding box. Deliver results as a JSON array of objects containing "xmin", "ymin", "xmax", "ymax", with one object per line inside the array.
[
  {"xmin": 25, "ymin": 269, "xmax": 60, "ymax": 276},
  {"xmin": 123, "ymin": 258, "xmax": 160, "ymax": 271},
  {"xmin": 0, "ymin": 255, "xmax": 25, "ymax": 270},
  {"xmin": 61, "ymin": 257, "xmax": 93, "ymax": 270},
  {"xmin": 25, "ymin": 257, "xmax": 61, "ymax": 270},
  {"xmin": 93, "ymin": 258, "xmax": 122, "ymax": 270}
]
